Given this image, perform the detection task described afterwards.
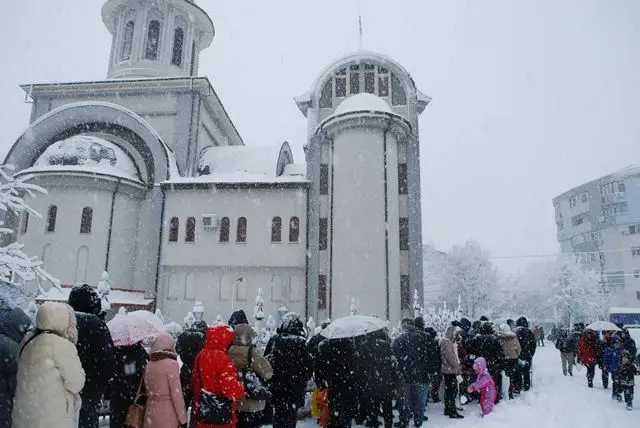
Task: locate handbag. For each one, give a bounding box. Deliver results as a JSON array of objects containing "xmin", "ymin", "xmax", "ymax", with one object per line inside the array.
[
  {"xmin": 125, "ymin": 375, "xmax": 146, "ymax": 428},
  {"xmin": 241, "ymin": 346, "xmax": 272, "ymax": 400},
  {"xmin": 196, "ymin": 355, "xmax": 233, "ymax": 425}
]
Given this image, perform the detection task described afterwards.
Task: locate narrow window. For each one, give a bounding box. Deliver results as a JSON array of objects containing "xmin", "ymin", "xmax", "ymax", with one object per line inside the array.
[
  {"xmin": 391, "ymin": 74, "xmax": 407, "ymax": 105},
  {"xmin": 364, "ymin": 71, "xmax": 375, "ymax": 93},
  {"xmin": 237, "ymin": 217, "xmax": 247, "ymax": 243},
  {"xmin": 289, "ymin": 217, "xmax": 300, "ymax": 242},
  {"xmin": 319, "ymin": 80, "xmax": 333, "ymax": 108},
  {"xmin": 335, "ymin": 77, "xmax": 347, "ymax": 98},
  {"xmin": 185, "ymin": 217, "xmax": 196, "ymax": 242},
  {"xmin": 271, "ymin": 217, "xmax": 282, "ymax": 243},
  {"xmin": 20, "ymin": 212, "xmax": 29, "ymax": 234},
  {"xmin": 80, "ymin": 207, "xmax": 93, "ymax": 234},
  {"xmin": 349, "ymin": 72, "xmax": 360, "ymax": 94},
  {"xmin": 171, "ymin": 27, "xmax": 184, "ymax": 67},
  {"xmin": 320, "ymin": 164, "xmax": 329, "ymax": 195},
  {"xmin": 378, "ymin": 76, "xmax": 389, "ymax": 97},
  {"xmin": 318, "ymin": 275, "xmax": 327, "ymax": 310},
  {"xmin": 219, "ymin": 217, "xmax": 230, "ymax": 242},
  {"xmin": 399, "ymin": 217, "xmax": 409, "ymax": 250},
  {"xmin": 398, "ymin": 164, "xmax": 408, "ymax": 195},
  {"xmin": 46, "ymin": 206, "xmax": 57, "ymax": 233},
  {"xmin": 121, "ymin": 21, "xmax": 135, "ymax": 61},
  {"xmin": 400, "ymin": 275, "xmax": 410, "ymax": 309},
  {"xmin": 319, "ymin": 218, "xmax": 328, "ymax": 251},
  {"xmin": 168, "ymin": 217, "xmax": 179, "ymax": 242},
  {"xmin": 145, "ymin": 20, "xmax": 161, "ymax": 60}
]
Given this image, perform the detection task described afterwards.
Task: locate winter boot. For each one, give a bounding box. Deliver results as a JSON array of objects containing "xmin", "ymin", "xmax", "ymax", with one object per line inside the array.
[
  {"xmin": 587, "ymin": 380, "xmax": 593, "ymax": 388},
  {"xmin": 626, "ymin": 403, "xmax": 632, "ymax": 411},
  {"xmin": 449, "ymin": 412, "xmax": 464, "ymax": 419}
]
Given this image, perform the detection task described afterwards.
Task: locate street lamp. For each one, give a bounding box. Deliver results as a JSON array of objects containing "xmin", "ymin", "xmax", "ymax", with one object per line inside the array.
[
  {"xmin": 231, "ymin": 277, "xmax": 243, "ymax": 311},
  {"xmin": 193, "ymin": 301, "xmax": 204, "ymax": 322}
]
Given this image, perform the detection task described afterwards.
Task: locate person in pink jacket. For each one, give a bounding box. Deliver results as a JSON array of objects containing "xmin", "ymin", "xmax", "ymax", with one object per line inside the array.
[
  {"xmin": 467, "ymin": 357, "xmax": 496, "ymax": 417},
  {"xmin": 143, "ymin": 332, "xmax": 188, "ymax": 428}
]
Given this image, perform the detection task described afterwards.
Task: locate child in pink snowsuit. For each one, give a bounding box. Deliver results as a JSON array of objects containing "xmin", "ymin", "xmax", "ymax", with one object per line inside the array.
[{"xmin": 467, "ymin": 357, "xmax": 496, "ymax": 416}]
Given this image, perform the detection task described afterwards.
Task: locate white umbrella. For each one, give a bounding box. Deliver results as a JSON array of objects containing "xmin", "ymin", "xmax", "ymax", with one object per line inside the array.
[
  {"xmin": 129, "ymin": 310, "xmax": 166, "ymax": 331},
  {"xmin": 585, "ymin": 320, "xmax": 621, "ymax": 332},
  {"xmin": 107, "ymin": 310, "xmax": 165, "ymax": 346},
  {"xmin": 320, "ymin": 315, "xmax": 388, "ymax": 340}
]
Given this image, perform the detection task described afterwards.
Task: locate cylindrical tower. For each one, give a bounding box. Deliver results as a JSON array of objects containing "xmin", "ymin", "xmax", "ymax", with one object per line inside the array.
[
  {"xmin": 315, "ymin": 93, "xmax": 411, "ymax": 321},
  {"xmin": 101, "ymin": 0, "xmax": 214, "ymax": 79}
]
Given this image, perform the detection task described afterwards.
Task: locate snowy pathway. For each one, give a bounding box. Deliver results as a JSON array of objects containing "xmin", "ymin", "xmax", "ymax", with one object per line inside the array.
[{"xmin": 297, "ymin": 343, "xmax": 637, "ymax": 427}]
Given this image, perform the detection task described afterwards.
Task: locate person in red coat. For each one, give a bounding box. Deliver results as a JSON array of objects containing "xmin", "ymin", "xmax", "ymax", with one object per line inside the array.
[
  {"xmin": 577, "ymin": 329, "xmax": 600, "ymax": 388},
  {"xmin": 192, "ymin": 324, "xmax": 246, "ymax": 428}
]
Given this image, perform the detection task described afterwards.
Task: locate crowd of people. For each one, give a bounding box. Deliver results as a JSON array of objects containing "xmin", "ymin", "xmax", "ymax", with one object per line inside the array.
[
  {"xmin": 554, "ymin": 323, "xmax": 638, "ymax": 410},
  {"xmin": 0, "ymin": 286, "xmax": 544, "ymax": 428}
]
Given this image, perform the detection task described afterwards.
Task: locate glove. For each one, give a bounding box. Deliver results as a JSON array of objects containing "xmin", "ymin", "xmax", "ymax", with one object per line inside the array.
[{"xmin": 180, "ymin": 424, "xmax": 187, "ymax": 428}]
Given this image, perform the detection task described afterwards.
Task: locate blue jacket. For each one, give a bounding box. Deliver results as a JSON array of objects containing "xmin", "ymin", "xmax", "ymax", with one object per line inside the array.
[{"xmin": 603, "ymin": 345, "xmax": 622, "ymax": 373}]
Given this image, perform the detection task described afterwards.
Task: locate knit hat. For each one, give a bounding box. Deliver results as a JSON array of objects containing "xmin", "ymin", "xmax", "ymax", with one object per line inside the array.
[
  {"xmin": 150, "ymin": 331, "xmax": 175, "ymax": 353},
  {"xmin": 499, "ymin": 324, "xmax": 512, "ymax": 334}
]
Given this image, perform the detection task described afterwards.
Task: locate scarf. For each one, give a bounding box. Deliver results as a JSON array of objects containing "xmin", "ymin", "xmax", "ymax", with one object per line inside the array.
[{"xmin": 150, "ymin": 350, "xmax": 178, "ymax": 361}]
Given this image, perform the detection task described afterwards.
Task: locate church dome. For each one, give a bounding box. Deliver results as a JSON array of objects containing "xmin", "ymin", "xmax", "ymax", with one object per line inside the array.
[{"xmin": 334, "ymin": 93, "xmax": 392, "ymax": 115}]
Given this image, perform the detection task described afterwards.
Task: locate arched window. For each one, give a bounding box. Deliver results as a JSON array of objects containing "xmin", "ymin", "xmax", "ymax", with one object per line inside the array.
[
  {"xmin": 168, "ymin": 217, "xmax": 179, "ymax": 242},
  {"xmin": 289, "ymin": 217, "xmax": 300, "ymax": 242},
  {"xmin": 121, "ymin": 20, "xmax": 135, "ymax": 60},
  {"xmin": 271, "ymin": 217, "xmax": 282, "ymax": 243},
  {"xmin": 145, "ymin": 20, "xmax": 161, "ymax": 60},
  {"xmin": 172, "ymin": 27, "xmax": 185, "ymax": 67},
  {"xmin": 219, "ymin": 217, "xmax": 230, "ymax": 242},
  {"xmin": 319, "ymin": 80, "xmax": 332, "ymax": 108},
  {"xmin": 391, "ymin": 74, "xmax": 407, "ymax": 105},
  {"xmin": 236, "ymin": 217, "xmax": 247, "ymax": 243},
  {"xmin": 80, "ymin": 207, "xmax": 93, "ymax": 234},
  {"xmin": 20, "ymin": 212, "xmax": 29, "ymax": 234},
  {"xmin": 185, "ymin": 217, "xmax": 196, "ymax": 242},
  {"xmin": 46, "ymin": 205, "xmax": 57, "ymax": 233}
]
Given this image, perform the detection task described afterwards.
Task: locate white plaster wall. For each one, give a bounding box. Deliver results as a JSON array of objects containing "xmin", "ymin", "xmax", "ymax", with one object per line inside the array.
[
  {"xmin": 330, "ymin": 127, "xmax": 388, "ymax": 319},
  {"xmin": 107, "ymin": 193, "xmax": 142, "ymax": 288},
  {"xmin": 198, "ymin": 102, "xmax": 231, "ymax": 152},
  {"xmin": 161, "ymin": 187, "xmax": 307, "ymax": 268},
  {"xmin": 157, "ymin": 265, "xmax": 306, "ymax": 324}
]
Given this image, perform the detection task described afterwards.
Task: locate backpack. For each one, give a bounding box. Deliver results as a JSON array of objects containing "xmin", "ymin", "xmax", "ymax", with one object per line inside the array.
[{"xmin": 240, "ymin": 346, "xmax": 271, "ymax": 400}]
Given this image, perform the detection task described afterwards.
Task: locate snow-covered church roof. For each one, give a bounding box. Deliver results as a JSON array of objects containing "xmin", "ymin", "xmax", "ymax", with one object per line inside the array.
[
  {"xmin": 334, "ymin": 93, "xmax": 393, "ymax": 115},
  {"xmin": 23, "ymin": 135, "xmax": 142, "ymax": 182}
]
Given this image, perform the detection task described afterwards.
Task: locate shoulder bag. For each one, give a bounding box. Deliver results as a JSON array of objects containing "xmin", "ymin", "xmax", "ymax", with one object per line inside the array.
[
  {"xmin": 125, "ymin": 374, "xmax": 146, "ymax": 428},
  {"xmin": 196, "ymin": 354, "xmax": 233, "ymax": 425},
  {"xmin": 241, "ymin": 346, "xmax": 272, "ymax": 400}
]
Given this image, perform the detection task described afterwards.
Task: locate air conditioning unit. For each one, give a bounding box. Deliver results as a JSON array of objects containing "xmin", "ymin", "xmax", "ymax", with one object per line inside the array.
[{"xmin": 201, "ymin": 214, "xmax": 219, "ymax": 230}]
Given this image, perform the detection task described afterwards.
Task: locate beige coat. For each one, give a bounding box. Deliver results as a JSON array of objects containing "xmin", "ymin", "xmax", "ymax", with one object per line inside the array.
[
  {"xmin": 440, "ymin": 325, "xmax": 462, "ymax": 375},
  {"xmin": 12, "ymin": 302, "xmax": 85, "ymax": 428},
  {"xmin": 499, "ymin": 331, "xmax": 522, "ymax": 360},
  {"xmin": 228, "ymin": 324, "xmax": 273, "ymax": 413}
]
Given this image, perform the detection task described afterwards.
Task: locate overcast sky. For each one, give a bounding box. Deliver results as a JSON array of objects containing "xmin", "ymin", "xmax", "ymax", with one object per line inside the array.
[{"xmin": 1, "ymin": 1, "xmax": 639, "ymax": 271}]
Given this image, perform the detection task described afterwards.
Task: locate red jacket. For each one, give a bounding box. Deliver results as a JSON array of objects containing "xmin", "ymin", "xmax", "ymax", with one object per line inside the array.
[
  {"xmin": 192, "ymin": 324, "xmax": 246, "ymax": 428},
  {"xmin": 577, "ymin": 332, "xmax": 599, "ymax": 367}
]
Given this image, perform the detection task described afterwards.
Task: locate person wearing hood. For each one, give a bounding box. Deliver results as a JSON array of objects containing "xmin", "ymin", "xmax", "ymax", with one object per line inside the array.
[
  {"xmin": 603, "ymin": 336, "xmax": 624, "ymax": 401},
  {"xmin": 555, "ymin": 326, "xmax": 580, "ymax": 377},
  {"xmin": 228, "ymin": 323, "xmax": 273, "ymax": 428},
  {"xmin": 0, "ymin": 307, "xmax": 32, "ymax": 428},
  {"xmin": 440, "ymin": 325, "xmax": 464, "ymax": 419},
  {"xmin": 468, "ymin": 322, "xmax": 504, "ymax": 403},
  {"xmin": 577, "ymin": 329, "xmax": 600, "ymax": 388},
  {"xmin": 497, "ymin": 324, "xmax": 521, "ymax": 400},
  {"xmin": 513, "ymin": 317, "xmax": 536, "ymax": 394},
  {"xmin": 264, "ymin": 312, "xmax": 313, "ymax": 428},
  {"xmin": 228, "ymin": 310, "xmax": 249, "ymax": 330},
  {"xmin": 12, "ymin": 302, "xmax": 85, "ymax": 428},
  {"xmin": 617, "ymin": 350, "xmax": 637, "ymax": 410},
  {"xmin": 143, "ymin": 332, "xmax": 187, "ymax": 428},
  {"xmin": 176, "ymin": 319, "xmax": 208, "ymax": 416},
  {"xmin": 192, "ymin": 324, "xmax": 245, "ymax": 428},
  {"xmin": 67, "ymin": 284, "xmax": 116, "ymax": 428},
  {"xmin": 466, "ymin": 357, "xmax": 496, "ymax": 417}
]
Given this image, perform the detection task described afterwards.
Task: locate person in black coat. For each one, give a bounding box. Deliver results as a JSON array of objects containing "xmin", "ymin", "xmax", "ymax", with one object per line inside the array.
[
  {"xmin": 617, "ymin": 350, "xmax": 637, "ymax": 409},
  {"xmin": 264, "ymin": 313, "xmax": 313, "ymax": 428},
  {"xmin": 360, "ymin": 331, "xmax": 397, "ymax": 428},
  {"xmin": 176, "ymin": 319, "xmax": 207, "ymax": 414},
  {"xmin": 513, "ymin": 317, "xmax": 536, "ymax": 394},
  {"xmin": 468, "ymin": 322, "xmax": 505, "ymax": 402},
  {"xmin": 108, "ymin": 341, "xmax": 148, "ymax": 428},
  {"xmin": 392, "ymin": 319, "xmax": 429, "ymax": 428},
  {"xmin": 68, "ymin": 284, "xmax": 116, "ymax": 428},
  {"xmin": 619, "ymin": 328, "xmax": 637, "ymax": 358},
  {"xmin": 424, "ymin": 327, "xmax": 442, "ymax": 403},
  {"xmin": 0, "ymin": 307, "xmax": 31, "ymax": 428}
]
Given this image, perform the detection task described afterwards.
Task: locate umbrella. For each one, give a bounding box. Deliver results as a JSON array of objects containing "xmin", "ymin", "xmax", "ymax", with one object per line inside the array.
[
  {"xmin": 320, "ymin": 315, "xmax": 388, "ymax": 340},
  {"xmin": 585, "ymin": 321, "xmax": 621, "ymax": 332},
  {"xmin": 129, "ymin": 310, "xmax": 166, "ymax": 331},
  {"xmin": 107, "ymin": 310, "xmax": 165, "ymax": 346}
]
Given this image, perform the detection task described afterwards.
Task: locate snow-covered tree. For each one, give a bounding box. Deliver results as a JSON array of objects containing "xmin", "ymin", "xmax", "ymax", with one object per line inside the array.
[
  {"xmin": 413, "ymin": 289, "xmax": 422, "ymax": 318},
  {"xmin": 440, "ymin": 240, "xmax": 498, "ymax": 319},
  {"xmin": 184, "ymin": 311, "xmax": 196, "ymax": 329},
  {"xmin": 350, "ymin": 298, "xmax": 357, "ymax": 316},
  {"xmin": 97, "ymin": 271, "xmax": 111, "ymax": 311},
  {"xmin": 306, "ymin": 316, "xmax": 316, "ymax": 336},
  {"xmin": 214, "ymin": 314, "xmax": 224, "ymax": 324},
  {"xmin": 422, "ymin": 304, "xmax": 458, "ymax": 335},
  {"xmin": 0, "ymin": 165, "xmax": 58, "ymax": 297},
  {"xmin": 155, "ymin": 308, "xmax": 165, "ymax": 324},
  {"xmin": 253, "ymin": 288, "xmax": 264, "ymax": 331}
]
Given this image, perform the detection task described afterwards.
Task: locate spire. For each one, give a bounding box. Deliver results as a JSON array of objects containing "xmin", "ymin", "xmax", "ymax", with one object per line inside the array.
[{"xmin": 357, "ymin": 5, "xmax": 364, "ymax": 50}]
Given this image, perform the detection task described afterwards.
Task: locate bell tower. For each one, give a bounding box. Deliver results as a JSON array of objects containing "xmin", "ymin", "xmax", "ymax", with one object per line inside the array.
[{"xmin": 101, "ymin": 0, "xmax": 215, "ymax": 79}]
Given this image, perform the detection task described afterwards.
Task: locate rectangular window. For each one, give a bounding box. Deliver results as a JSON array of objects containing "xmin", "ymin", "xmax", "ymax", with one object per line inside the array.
[
  {"xmin": 572, "ymin": 216, "xmax": 584, "ymax": 226},
  {"xmin": 632, "ymin": 247, "xmax": 640, "ymax": 256},
  {"xmin": 335, "ymin": 77, "xmax": 347, "ymax": 97},
  {"xmin": 634, "ymin": 270, "xmax": 640, "ymax": 279},
  {"xmin": 619, "ymin": 182, "xmax": 626, "ymax": 193},
  {"xmin": 318, "ymin": 275, "xmax": 327, "ymax": 310},
  {"xmin": 320, "ymin": 164, "xmax": 329, "ymax": 195},
  {"xmin": 364, "ymin": 72, "xmax": 375, "ymax": 93},
  {"xmin": 398, "ymin": 164, "xmax": 408, "ymax": 194},
  {"xmin": 580, "ymin": 192, "xmax": 588, "ymax": 203},
  {"xmin": 606, "ymin": 271, "xmax": 625, "ymax": 288},
  {"xmin": 400, "ymin": 275, "xmax": 410, "ymax": 310},
  {"xmin": 378, "ymin": 76, "xmax": 389, "ymax": 97},
  {"xmin": 630, "ymin": 225, "xmax": 637, "ymax": 235},
  {"xmin": 349, "ymin": 72, "xmax": 360, "ymax": 94},
  {"xmin": 319, "ymin": 218, "xmax": 328, "ymax": 251},
  {"xmin": 399, "ymin": 218, "xmax": 409, "ymax": 251},
  {"xmin": 637, "ymin": 291, "xmax": 640, "ymax": 300}
]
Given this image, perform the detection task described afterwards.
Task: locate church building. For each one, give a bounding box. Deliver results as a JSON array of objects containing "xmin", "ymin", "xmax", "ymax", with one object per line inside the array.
[{"xmin": 5, "ymin": 0, "xmax": 430, "ymax": 323}]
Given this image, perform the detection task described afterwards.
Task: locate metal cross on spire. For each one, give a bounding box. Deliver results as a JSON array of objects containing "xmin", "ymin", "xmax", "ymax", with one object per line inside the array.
[{"xmin": 357, "ymin": 1, "xmax": 363, "ymax": 50}]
